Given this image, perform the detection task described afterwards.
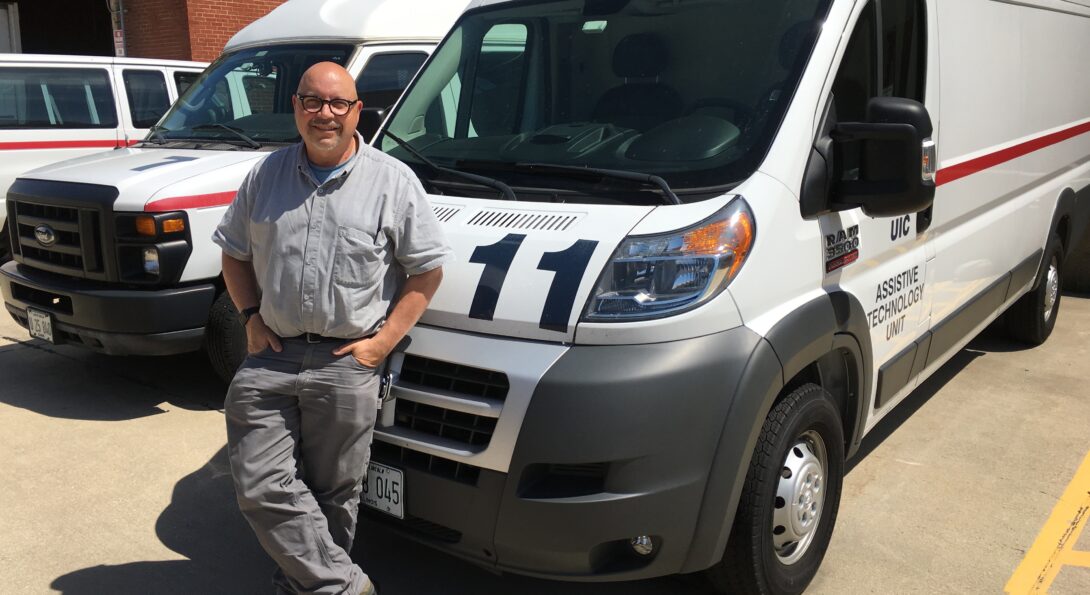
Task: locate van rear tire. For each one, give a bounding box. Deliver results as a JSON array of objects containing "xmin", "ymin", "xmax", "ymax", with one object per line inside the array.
[
  {"xmin": 1007, "ymin": 233, "xmax": 1063, "ymax": 346},
  {"xmin": 1063, "ymin": 230, "xmax": 1090, "ymax": 293},
  {"xmin": 707, "ymin": 383, "xmax": 844, "ymax": 595},
  {"xmin": 205, "ymin": 292, "xmax": 247, "ymax": 383}
]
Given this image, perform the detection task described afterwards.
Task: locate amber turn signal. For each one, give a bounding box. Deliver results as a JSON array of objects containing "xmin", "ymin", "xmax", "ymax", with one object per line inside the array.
[
  {"xmin": 135, "ymin": 216, "xmax": 157, "ymax": 237},
  {"xmin": 162, "ymin": 218, "xmax": 186, "ymax": 233}
]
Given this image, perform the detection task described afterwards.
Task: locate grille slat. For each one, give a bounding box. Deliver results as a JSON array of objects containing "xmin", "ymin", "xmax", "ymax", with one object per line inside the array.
[
  {"xmin": 385, "ymin": 355, "xmax": 510, "ymax": 473},
  {"xmin": 372, "ymin": 440, "xmax": 481, "ymax": 486},
  {"xmin": 12, "ymin": 199, "xmax": 103, "ymax": 278}
]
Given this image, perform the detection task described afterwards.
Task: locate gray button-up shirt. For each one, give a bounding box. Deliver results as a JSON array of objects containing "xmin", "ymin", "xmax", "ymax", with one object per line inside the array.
[{"xmin": 213, "ymin": 133, "xmax": 453, "ymax": 339}]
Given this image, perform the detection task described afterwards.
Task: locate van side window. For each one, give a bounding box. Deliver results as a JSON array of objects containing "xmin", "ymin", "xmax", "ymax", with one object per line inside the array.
[
  {"xmin": 123, "ymin": 70, "xmax": 170, "ymax": 129},
  {"xmin": 880, "ymin": 0, "xmax": 926, "ymax": 101},
  {"xmin": 832, "ymin": 0, "xmax": 926, "ymax": 179},
  {"xmin": 833, "ymin": 0, "xmax": 926, "ymax": 121},
  {"xmin": 0, "ymin": 67, "xmax": 117, "ymax": 129},
  {"xmin": 356, "ymin": 52, "xmax": 428, "ymax": 111},
  {"xmin": 174, "ymin": 71, "xmax": 200, "ymax": 96}
]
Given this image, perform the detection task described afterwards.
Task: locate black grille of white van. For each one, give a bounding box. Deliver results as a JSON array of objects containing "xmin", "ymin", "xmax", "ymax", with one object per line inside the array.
[
  {"xmin": 392, "ymin": 355, "xmax": 508, "ymax": 450},
  {"xmin": 11, "ymin": 200, "xmax": 106, "ymax": 280}
]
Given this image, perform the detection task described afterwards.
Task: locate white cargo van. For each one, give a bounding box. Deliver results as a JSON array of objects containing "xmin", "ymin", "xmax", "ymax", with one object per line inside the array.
[
  {"xmin": 0, "ymin": 0, "xmax": 466, "ymax": 379},
  {"xmin": 0, "ymin": 53, "xmax": 206, "ymax": 261},
  {"xmin": 4, "ymin": 0, "xmax": 1090, "ymax": 592},
  {"xmin": 354, "ymin": 0, "xmax": 1084, "ymax": 593}
]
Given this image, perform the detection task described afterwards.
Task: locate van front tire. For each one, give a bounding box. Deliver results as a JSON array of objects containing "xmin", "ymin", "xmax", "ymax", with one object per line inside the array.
[
  {"xmin": 1007, "ymin": 233, "xmax": 1063, "ymax": 346},
  {"xmin": 0, "ymin": 227, "xmax": 11, "ymax": 264},
  {"xmin": 205, "ymin": 292, "xmax": 247, "ymax": 383},
  {"xmin": 708, "ymin": 383, "xmax": 844, "ymax": 595}
]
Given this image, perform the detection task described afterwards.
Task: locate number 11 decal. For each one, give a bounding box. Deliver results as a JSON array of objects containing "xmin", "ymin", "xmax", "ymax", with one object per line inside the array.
[{"xmin": 468, "ymin": 234, "xmax": 599, "ymax": 332}]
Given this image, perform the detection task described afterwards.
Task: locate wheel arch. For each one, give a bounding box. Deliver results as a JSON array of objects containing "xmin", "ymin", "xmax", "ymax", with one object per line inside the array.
[{"xmin": 682, "ymin": 291, "xmax": 872, "ymax": 573}]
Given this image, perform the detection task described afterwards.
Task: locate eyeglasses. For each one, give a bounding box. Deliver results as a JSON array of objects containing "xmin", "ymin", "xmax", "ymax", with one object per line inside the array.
[{"xmin": 295, "ymin": 94, "xmax": 359, "ymax": 116}]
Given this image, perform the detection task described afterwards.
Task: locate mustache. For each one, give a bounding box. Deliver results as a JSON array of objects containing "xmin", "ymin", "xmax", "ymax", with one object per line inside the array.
[{"xmin": 309, "ymin": 119, "xmax": 342, "ymax": 129}]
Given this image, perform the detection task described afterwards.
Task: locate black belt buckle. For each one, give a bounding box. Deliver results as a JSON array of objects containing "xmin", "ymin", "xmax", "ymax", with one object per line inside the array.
[{"xmin": 304, "ymin": 332, "xmax": 323, "ymax": 344}]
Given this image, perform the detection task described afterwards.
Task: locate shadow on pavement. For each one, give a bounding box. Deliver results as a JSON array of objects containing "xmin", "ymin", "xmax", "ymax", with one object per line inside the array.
[
  {"xmin": 846, "ymin": 315, "xmax": 1041, "ymax": 473},
  {"xmin": 50, "ymin": 445, "xmax": 270, "ymax": 595},
  {"xmin": 0, "ymin": 338, "xmax": 225, "ymax": 420}
]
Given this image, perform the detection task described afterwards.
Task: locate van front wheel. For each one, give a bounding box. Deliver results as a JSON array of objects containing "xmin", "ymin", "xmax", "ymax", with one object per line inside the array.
[
  {"xmin": 707, "ymin": 383, "xmax": 844, "ymax": 595},
  {"xmin": 0, "ymin": 227, "xmax": 11, "ymax": 263},
  {"xmin": 205, "ymin": 291, "xmax": 247, "ymax": 383},
  {"xmin": 1007, "ymin": 232, "xmax": 1063, "ymax": 346}
]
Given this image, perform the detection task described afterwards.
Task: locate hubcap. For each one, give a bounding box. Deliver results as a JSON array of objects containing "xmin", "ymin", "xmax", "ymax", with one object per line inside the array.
[
  {"xmin": 1043, "ymin": 257, "xmax": 1059, "ymax": 322},
  {"xmin": 771, "ymin": 430, "xmax": 828, "ymax": 565}
]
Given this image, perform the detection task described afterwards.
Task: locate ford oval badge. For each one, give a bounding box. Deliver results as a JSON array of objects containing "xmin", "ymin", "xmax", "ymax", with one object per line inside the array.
[{"xmin": 34, "ymin": 224, "xmax": 57, "ymax": 247}]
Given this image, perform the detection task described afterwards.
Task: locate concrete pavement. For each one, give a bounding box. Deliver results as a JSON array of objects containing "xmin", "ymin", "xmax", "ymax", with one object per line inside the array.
[{"xmin": 1, "ymin": 294, "xmax": 1088, "ymax": 594}]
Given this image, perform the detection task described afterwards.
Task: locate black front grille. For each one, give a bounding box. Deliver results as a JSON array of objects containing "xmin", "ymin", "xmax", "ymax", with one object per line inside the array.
[
  {"xmin": 399, "ymin": 354, "xmax": 509, "ymax": 400},
  {"xmin": 12, "ymin": 200, "xmax": 104, "ymax": 279},
  {"xmin": 372, "ymin": 441, "xmax": 481, "ymax": 486},
  {"xmin": 394, "ymin": 400, "xmax": 497, "ymax": 448},
  {"xmin": 365, "ymin": 509, "xmax": 463, "ymax": 544},
  {"xmin": 11, "ymin": 282, "xmax": 73, "ymax": 315}
]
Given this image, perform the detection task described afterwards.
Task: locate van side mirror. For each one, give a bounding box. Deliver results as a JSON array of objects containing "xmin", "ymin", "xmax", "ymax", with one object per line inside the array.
[
  {"xmin": 801, "ymin": 97, "xmax": 936, "ymax": 219},
  {"xmin": 358, "ymin": 107, "xmax": 386, "ymax": 143}
]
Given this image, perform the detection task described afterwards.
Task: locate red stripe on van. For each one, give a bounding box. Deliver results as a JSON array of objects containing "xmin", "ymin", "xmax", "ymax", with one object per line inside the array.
[
  {"xmin": 0, "ymin": 139, "xmax": 120, "ymax": 150},
  {"xmin": 936, "ymin": 120, "xmax": 1090, "ymax": 186},
  {"xmin": 145, "ymin": 191, "xmax": 237, "ymax": 212}
]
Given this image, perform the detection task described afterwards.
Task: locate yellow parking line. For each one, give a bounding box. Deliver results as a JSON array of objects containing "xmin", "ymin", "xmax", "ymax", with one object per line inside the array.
[
  {"xmin": 1064, "ymin": 551, "xmax": 1090, "ymax": 568},
  {"xmin": 1005, "ymin": 451, "xmax": 1090, "ymax": 594}
]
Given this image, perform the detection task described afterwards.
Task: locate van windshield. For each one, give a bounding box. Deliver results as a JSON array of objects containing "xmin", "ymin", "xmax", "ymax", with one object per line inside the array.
[
  {"xmin": 155, "ymin": 44, "xmax": 353, "ymax": 146},
  {"xmin": 381, "ymin": 0, "xmax": 830, "ymax": 197}
]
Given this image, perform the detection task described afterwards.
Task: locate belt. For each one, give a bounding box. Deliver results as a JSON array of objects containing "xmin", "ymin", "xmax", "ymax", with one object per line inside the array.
[{"xmin": 284, "ymin": 332, "xmax": 347, "ymax": 344}]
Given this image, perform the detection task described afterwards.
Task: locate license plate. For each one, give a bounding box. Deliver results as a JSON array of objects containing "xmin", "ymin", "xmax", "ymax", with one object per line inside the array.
[
  {"xmin": 27, "ymin": 308, "xmax": 54, "ymax": 343},
  {"xmin": 361, "ymin": 461, "xmax": 403, "ymax": 519}
]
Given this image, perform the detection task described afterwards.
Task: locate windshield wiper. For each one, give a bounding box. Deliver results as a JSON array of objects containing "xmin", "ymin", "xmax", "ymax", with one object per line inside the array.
[
  {"xmin": 191, "ymin": 124, "xmax": 261, "ymax": 149},
  {"xmin": 144, "ymin": 125, "xmax": 167, "ymax": 145},
  {"xmin": 511, "ymin": 162, "xmax": 681, "ymax": 205},
  {"xmin": 378, "ymin": 129, "xmax": 516, "ymax": 201}
]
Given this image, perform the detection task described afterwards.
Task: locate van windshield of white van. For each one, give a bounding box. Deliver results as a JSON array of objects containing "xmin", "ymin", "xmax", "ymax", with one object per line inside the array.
[
  {"xmin": 381, "ymin": 0, "xmax": 830, "ymax": 200},
  {"xmin": 153, "ymin": 44, "xmax": 353, "ymax": 147}
]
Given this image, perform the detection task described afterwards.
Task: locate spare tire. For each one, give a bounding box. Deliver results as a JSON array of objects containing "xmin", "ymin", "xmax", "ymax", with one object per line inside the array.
[{"xmin": 205, "ymin": 291, "xmax": 247, "ymax": 383}]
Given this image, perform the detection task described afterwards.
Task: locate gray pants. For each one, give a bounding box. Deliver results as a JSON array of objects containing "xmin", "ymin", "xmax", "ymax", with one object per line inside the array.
[{"xmin": 225, "ymin": 339, "xmax": 380, "ymax": 595}]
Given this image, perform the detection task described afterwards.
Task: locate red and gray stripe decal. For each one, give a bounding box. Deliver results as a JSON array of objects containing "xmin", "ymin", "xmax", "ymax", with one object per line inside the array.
[
  {"xmin": 0, "ymin": 139, "xmax": 142, "ymax": 150},
  {"xmin": 935, "ymin": 120, "xmax": 1090, "ymax": 186}
]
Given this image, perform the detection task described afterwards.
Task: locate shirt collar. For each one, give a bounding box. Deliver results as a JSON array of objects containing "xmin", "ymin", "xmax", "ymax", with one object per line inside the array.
[{"xmin": 294, "ymin": 131, "xmax": 366, "ymax": 184}]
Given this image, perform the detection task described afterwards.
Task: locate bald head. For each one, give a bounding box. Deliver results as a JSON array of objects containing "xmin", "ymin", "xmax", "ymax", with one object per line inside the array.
[
  {"xmin": 297, "ymin": 62, "xmax": 357, "ymax": 100},
  {"xmin": 293, "ymin": 61, "xmax": 361, "ymax": 167}
]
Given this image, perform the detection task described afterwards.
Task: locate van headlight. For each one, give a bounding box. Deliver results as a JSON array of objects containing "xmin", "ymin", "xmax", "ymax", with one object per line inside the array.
[{"xmin": 584, "ymin": 198, "xmax": 755, "ymax": 321}]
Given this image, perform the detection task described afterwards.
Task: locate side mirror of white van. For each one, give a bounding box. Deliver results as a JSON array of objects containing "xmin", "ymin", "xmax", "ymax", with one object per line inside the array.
[
  {"xmin": 359, "ymin": 107, "xmax": 387, "ymax": 143},
  {"xmin": 801, "ymin": 96, "xmax": 936, "ymax": 219}
]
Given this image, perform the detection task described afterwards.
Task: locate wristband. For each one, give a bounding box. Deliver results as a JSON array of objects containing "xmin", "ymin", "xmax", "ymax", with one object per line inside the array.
[{"xmin": 238, "ymin": 305, "xmax": 261, "ymax": 327}]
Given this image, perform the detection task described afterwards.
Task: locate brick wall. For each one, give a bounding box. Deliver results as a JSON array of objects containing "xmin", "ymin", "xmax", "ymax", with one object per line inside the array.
[
  {"xmin": 185, "ymin": 0, "xmax": 284, "ymax": 62},
  {"xmin": 123, "ymin": 0, "xmax": 192, "ymax": 61},
  {"xmin": 124, "ymin": 0, "xmax": 285, "ymax": 62}
]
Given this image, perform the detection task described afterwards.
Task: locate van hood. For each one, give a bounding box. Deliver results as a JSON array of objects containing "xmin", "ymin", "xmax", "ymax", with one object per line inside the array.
[
  {"xmin": 421, "ymin": 197, "xmax": 653, "ymax": 343},
  {"xmin": 20, "ymin": 147, "xmax": 269, "ymax": 212}
]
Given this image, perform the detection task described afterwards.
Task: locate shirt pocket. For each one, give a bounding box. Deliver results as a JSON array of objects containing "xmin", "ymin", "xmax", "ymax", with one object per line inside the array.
[{"xmin": 333, "ymin": 226, "xmax": 386, "ymax": 289}]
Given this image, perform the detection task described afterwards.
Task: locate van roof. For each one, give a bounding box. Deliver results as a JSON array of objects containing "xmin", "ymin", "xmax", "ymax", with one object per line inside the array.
[
  {"xmin": 225, "ymin": 0, "xmax": 471, "ymax": 51},
  {"xmin": 0, "ymin": 53, "xmax": 207, "ymax": 69}
]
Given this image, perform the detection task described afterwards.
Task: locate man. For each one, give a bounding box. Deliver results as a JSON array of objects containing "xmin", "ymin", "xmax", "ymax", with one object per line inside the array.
[{"xmin": 213, "ymin": 62, "xmax": 452, "ymax": 595}]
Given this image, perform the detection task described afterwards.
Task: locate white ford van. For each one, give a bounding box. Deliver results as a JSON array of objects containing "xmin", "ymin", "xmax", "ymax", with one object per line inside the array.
[
  {"xmin": 0, "ymin": 0, "xmax": 466, "ymax": 379},
  {"xmin": 0, "ymin": 53, "xmax": 206, "ymax": 261},
  {"xmin": 4, "ymin": 0, "xmax": 1090, "ymax": 592}
]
